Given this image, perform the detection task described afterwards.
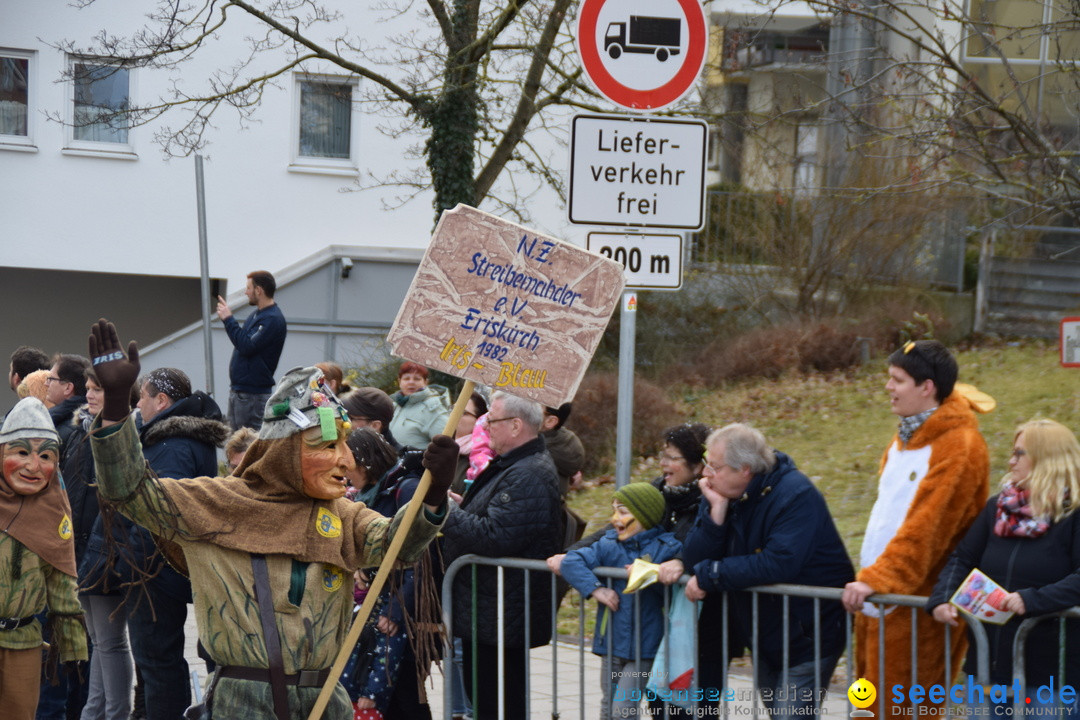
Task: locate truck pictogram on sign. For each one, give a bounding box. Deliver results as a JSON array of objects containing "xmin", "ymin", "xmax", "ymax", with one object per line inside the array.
[{"xmin": 605, "ymin": 16, "xmax": 682, "ymax": 62}]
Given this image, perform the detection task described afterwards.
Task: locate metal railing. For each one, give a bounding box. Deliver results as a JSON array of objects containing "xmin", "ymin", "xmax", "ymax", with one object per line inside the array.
[{"xmin": 441, "ymin": 556, "xmax": 1004, "ymax": 720}]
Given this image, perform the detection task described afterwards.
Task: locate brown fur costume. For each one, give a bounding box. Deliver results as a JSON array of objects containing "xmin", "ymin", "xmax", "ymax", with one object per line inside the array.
[{"xmin": 855, "ymin": 391, "xmax": 989, "ymax": 712}]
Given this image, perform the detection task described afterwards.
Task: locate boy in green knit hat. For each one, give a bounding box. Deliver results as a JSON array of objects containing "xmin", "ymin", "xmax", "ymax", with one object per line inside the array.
[{"xmin": 561, "ymin": 483, "xmax": 681, "ymax": 719}]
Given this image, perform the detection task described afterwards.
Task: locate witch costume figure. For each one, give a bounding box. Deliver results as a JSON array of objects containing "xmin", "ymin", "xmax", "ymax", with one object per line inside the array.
[
  {"xmin": 0, "ymin": 397, "xmax": 89, "ymax": 719},
  {"xmin": 86, "ymin": 319, "xmax": 457, "ymax": 720}
]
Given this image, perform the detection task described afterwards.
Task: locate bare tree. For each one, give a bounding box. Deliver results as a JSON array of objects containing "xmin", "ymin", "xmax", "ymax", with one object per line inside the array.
[
  {"xmin": 771, "ymin": 0, "xmax": 1080, "ymax": 230},
  {"xmin": 56, "ymin": 0, "xmax": 607, "ymax": 223}
]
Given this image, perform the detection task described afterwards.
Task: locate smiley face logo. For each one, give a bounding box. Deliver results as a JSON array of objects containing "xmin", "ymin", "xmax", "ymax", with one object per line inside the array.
[{"xmin": 848, "ymin": 677, "xmax": 877, "ymax": 709}]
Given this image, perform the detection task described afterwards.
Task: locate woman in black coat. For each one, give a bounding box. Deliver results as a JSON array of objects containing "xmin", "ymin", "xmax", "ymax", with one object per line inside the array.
[{"xmin": 929, "ymin": 419, "xmax": 1080, "ymax": 712}]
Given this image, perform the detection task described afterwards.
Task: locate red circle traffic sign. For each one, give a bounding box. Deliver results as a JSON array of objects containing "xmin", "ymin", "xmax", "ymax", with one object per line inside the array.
[{"xmin": 576, "ymin": 0, "xmax": 707, "ymax": 111}]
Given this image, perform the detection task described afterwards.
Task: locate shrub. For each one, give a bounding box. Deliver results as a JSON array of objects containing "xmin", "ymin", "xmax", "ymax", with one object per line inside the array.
[
  {"xmin": 570, "ymin": 372, "xmax": 680, "ymax": 475},
  {"xmin": 692, "ymin": 321, "xmax": 861, "ymax": 383}
]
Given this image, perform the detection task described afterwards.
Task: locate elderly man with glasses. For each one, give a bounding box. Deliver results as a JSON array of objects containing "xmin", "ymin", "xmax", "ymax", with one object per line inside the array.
[
  {"xmin": 440, "ymin": 390, "xmax": 564, "ymax": 720},
  {"xmin": 680, "ymin": 423, "xmax": 854, "ymax": 717}
]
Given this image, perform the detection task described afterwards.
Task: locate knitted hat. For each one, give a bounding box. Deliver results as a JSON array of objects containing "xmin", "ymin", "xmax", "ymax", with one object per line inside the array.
[
  {"xmin": 614, "ymin": 482, "xmax": 665, "ymax": 530},
  {"xmin": 0, "ymin": 397, "xmax": 59, "ymax": 444},
  {"xmin": 259, "ymin": 366, "xmax": 351, "ymax": 441}
]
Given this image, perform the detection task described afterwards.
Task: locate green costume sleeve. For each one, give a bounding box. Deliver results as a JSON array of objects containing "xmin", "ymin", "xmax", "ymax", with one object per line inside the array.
[
  {"xmin": 43, "ymin": 563, "xmax": 88, "ymax": 662},
  {"xmin": 90, "ymin": 416, "xmax": 182, "ymax": 536},
  {"xmin": 353, "ymin": 502, "xmax": 443, "ymax": 570}
]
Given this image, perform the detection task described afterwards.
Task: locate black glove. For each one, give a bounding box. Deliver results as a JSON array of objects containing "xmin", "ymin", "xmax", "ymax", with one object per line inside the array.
[
  {"xmin": 422, "ymin": 434, "xmax": 458, "ymax": 506},
  {"xmin": 88, "ymin": 319, "xmax": 140, "ymax": 422}
]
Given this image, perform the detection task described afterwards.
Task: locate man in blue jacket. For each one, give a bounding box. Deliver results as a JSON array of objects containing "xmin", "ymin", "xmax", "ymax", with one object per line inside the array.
[
  {"xmin": 216, "ymin": 269, "xmax": 287, "ymax": 431},
  {"xmin": 125, "ymin": 367, "xmax": 230, "ymax": 720},
  {"xmin": 680, "ymin": 423, "xmax": 854, "ymax": 716}
]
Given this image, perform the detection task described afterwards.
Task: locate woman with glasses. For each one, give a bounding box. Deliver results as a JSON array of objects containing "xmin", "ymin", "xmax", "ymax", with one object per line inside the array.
[
  {"xmin": 929, "ymin": 419, "xmax": 1080, "ymax": 715},
  {"xmin": 547, "ymin": 422, "xmax": 710, "ymax": 573}
]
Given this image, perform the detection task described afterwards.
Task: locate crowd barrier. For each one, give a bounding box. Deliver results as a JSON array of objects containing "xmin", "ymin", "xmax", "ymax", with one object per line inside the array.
[{"xmin": 439, "ymin": 555, "xmax": 1080, "ymax": 720}]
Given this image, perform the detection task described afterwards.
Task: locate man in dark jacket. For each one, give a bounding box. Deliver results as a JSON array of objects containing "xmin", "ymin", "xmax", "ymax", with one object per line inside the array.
[
  {"xmin": 681, "ymin": 423, "xmax": 854, "ymax": 717},
  {"xmin": 215, "ymin": 269, "xmax": 287, "ymax": 431},
  {"xmin": 125, "ymin": 367, "xmax": 229, "ymax": 720},
  {"xmin": 441, "ymin": 391, "xmax": 563, "ymax": 720},
  {"xmin": 47, "ymin": 353, "xmax": 91, "ymax": 451}
]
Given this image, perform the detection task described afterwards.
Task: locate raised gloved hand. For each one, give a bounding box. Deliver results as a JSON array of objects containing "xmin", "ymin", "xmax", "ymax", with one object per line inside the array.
[
  {"xmin": 87, "ymin": 319, "xmax": 140, "ymax": 422},
  {"xmin": 422, "ymin": 434, "xmax": 458, "ymax": 506}
]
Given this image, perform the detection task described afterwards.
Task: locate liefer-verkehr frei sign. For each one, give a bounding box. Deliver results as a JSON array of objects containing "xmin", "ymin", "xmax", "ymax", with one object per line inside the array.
[
  {"xmin": 569, "ymin": 113, "xmax": 707, "ymax": 230},
  {"xmin": 386, "ymin": 204, "xmax": 625, "ymax": 407}
]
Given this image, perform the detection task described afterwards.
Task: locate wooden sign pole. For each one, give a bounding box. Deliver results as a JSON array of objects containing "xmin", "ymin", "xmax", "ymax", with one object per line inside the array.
[{"xmin": 307, "ymin": 380, "xmax": 475, "ymax": 720}]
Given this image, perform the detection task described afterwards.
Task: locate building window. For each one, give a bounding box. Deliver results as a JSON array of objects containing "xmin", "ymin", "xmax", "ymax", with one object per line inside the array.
[
  {"xmin": 299, "ymin": 80, "xmax": 351, "ymax": 158},
  {"xmin": 291, "ymin": 75, "xmax": 358, "ymax": 175},
  {"xmin": 0, "ymin": 50, "xmax": 33, "ymax": 148},
  {"xmin": 71, "ymin": 60, "xmax": 131, "ymax": 144},
  {"xmin": 793, "ymin": 122, "xmax": 819, "ymax": 194}
]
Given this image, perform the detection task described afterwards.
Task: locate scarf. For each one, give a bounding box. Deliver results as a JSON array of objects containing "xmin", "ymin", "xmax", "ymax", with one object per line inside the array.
[
  {"xmin": 153, "ymin": 433, "xmax": 389, "ymax": 569},
  {"xmin": 994, "ymin": 482, "xmax": 1050, "ymax": 538},
  {"xmin": 0, "ymin": 458, "xmax": 77, "ymax": 577},
  {"xmin": 898, "ymin": 407, "xmax": 937, "ymax": 444}
]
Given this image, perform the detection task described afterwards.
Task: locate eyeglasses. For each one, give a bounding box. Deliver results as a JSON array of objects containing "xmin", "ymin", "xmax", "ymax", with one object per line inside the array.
[
  {"xmin": 45, "ymin": 376, "xmax": 66, "ymax": 385},
  {"xmin": 487, "ymin": 416, "xmax": 518, "ymax": 426},
  {"xmin": 704, "ymin": 460, "xmax": 727, "ymax": 473}
]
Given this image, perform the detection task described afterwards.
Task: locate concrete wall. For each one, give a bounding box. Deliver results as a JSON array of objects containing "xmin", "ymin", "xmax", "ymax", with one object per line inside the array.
[{"xmin": 0, "ymin": 268, "xmax": 223, "ymax": 415}]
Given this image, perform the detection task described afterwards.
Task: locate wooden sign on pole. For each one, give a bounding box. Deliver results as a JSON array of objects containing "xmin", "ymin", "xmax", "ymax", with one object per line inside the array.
[{"xmin": 387, "ymin": 204, "xmax": 625, "ymax": 406}]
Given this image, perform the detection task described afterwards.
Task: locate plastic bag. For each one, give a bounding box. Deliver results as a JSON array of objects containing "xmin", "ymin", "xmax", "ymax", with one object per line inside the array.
[{"xmin": 645, "ymin": 591, "xmax": 700, "ymax": 709}]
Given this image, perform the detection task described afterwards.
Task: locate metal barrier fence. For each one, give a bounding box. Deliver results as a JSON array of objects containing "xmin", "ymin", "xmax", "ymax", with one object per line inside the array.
[
  {"xmin": 1012, "ymin": 609, "xmax": 1080, "ymax": 714},
  {"xmin": 441, "ymin": 555, "xmax": 1020, "ymax": 720}
]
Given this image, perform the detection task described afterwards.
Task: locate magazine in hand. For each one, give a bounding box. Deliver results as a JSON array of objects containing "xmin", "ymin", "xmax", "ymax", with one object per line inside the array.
[{"xmin": 949, "ymin": 568, "xmax": 1015, "ymax": 625}]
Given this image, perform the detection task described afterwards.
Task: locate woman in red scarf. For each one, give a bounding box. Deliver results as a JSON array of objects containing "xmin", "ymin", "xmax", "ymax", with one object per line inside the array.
[{"xmin": 928, "ymin": 419, "xmax": 1080, "ymax": 714}]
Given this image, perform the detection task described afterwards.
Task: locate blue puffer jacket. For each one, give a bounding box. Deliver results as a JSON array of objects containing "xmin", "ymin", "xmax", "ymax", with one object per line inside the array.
[
  {"xmin": 682, "ymin": 451, "xmax": 854, "ymax": 668},
  {"xmin": 118, "ymin": 392, "xmax": 229, "ymax": 601},
  {"xmin": 561, "ymin": 525, "xmax": 681, "ymax": 660},
  {"xmin": 224, "ymin": 303, "xmax": 287, "ymax": 393}
]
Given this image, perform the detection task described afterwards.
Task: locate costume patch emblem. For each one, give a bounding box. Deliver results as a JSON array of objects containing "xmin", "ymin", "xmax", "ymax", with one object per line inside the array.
[
  {"xmin": 58, "ymin": 515, "xmax": 72, "ymax": 540},
  {"xmin": 909, "ymin": 471, "xmax": 918, "ymax": 482},
  {"xmin": 316, "ymin": 508, "xmax": 342, "ymax": 538},
  {"xmin": 322, "ymin": 567, "xmax": 344, "ymax": 592}
]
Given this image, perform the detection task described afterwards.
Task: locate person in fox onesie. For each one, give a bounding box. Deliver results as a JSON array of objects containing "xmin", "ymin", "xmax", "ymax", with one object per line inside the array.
[{"xmin": 842, "ymin": 339, "xmax": 992, "ymax": 715}]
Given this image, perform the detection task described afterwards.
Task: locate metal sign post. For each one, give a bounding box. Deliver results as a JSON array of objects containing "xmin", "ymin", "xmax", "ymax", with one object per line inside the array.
[
  {"xmin": 615, "ymin": 291, "xmax": 637, "ymax": 488},
  {"xmin": 194, "ymin": 155, "xmax": 215, "ymax": 398}
]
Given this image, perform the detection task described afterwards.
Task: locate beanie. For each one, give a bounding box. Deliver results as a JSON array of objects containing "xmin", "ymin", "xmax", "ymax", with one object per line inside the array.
[
  {"xmin": 614, "ymin": 482, "xmax": 665, "ymax": 531},
  {"xmin": 0, "ymin": 397, "xmax": 59, "ymax": 444}
]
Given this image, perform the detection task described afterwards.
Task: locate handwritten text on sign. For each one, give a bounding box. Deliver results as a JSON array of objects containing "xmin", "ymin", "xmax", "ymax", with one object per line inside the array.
[{"xmin": 386, "ymin": 205, "xmax": 625, "ymax": 407}]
